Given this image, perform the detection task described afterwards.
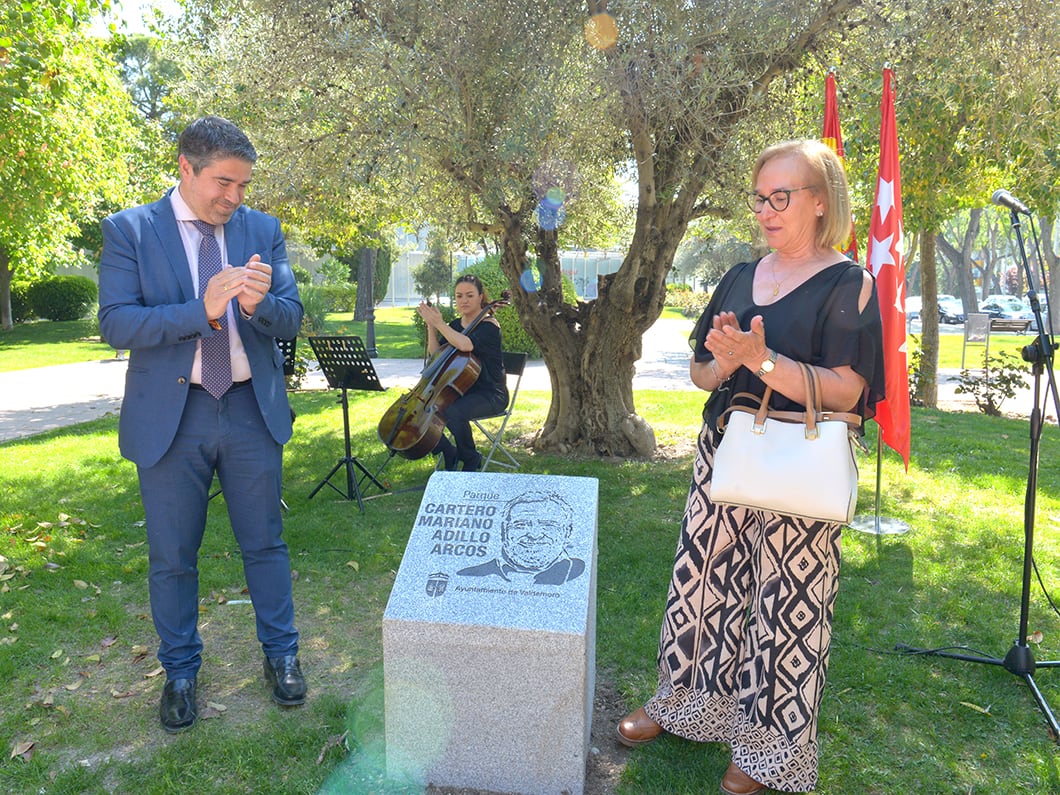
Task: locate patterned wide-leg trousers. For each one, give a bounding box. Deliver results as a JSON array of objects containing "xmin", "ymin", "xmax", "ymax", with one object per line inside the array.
[{"xmin": 644, "ymin": 422, "xmax": 842, "ymax": 793}]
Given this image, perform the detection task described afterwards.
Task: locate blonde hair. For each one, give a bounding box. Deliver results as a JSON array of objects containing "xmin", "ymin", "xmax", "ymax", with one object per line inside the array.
[{"xmin": 752, "ymin": 140, "xmax": 852, "ymax": 251}]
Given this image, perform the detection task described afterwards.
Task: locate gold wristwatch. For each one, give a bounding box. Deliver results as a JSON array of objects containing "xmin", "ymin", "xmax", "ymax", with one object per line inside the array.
[{"xmin": 755, "ymin": 349, "xmax": 778, "ymax": 377}]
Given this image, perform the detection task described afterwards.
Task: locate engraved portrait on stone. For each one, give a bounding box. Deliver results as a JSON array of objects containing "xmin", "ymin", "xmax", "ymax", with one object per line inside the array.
[{"xmin": 457, "ymin": 491, "xmax": 586, "ymax": 585}]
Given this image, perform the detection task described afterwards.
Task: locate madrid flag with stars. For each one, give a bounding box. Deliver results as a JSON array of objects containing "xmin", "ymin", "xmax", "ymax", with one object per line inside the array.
[{"xmin": 867, "ymin": 67, "xmax": 911, "ymax": 468}]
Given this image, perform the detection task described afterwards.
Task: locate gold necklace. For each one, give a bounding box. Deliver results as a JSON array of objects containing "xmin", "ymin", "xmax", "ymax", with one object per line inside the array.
[{"xmin": 770, "ymin": 260, "xmax": 808, "ymax": 297}]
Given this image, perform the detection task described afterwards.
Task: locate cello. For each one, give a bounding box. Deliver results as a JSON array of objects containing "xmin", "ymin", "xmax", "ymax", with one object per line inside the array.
[{"xmin": 377, "ymin": 292, "xmax": 510, "ymax": 460}]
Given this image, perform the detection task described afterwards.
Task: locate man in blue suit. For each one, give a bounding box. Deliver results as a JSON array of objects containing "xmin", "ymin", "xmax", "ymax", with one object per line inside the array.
[{"xmin": 99, "ymin": 116, "xmax": 306, "ymax": 733}]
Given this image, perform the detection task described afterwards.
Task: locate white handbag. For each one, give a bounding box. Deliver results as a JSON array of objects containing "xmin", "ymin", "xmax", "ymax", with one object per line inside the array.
[{"xmin": 709, "ymin": 362, "xmax": 863, "ymax": 523}]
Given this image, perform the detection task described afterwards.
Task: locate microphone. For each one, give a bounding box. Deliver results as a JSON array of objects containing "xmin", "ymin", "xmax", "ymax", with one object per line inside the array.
[{"xmin": 991, "ymin": 189, "xmax": 1032, "ymax": 215}]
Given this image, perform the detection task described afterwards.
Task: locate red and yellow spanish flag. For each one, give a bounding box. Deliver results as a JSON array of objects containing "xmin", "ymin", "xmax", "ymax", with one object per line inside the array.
[
  {"xmin": 867, "ymin": 67, "xmax": 911, "ymax": 469},
  {"xmin": 822, "ymin": 69, "xmax": 859, "ymax": 262}
]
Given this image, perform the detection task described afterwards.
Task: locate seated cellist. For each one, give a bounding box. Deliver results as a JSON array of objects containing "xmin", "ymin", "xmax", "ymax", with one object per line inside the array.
[{"xmin": 416, "ymin": 274, "xmax": 508, "ymax": 471}]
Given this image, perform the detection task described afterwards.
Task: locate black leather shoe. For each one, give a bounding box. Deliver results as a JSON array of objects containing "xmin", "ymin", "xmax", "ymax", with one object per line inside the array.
[
  {"xmin": 159, "ymin": 677, "xmax": 197, "ymax": 733},
  {"xmin": 462, "ymin": 453, "xmax": 483, "ymax": 472},
  {"xmin": 264, "ymin": 654, "xmax": 306, "ymax": 706}
]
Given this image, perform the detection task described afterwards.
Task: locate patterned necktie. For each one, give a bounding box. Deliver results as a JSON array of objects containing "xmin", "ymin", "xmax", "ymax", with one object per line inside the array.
[{"xmin": 192, "ymin": 219, "xmax": 232, "ymax": 398}]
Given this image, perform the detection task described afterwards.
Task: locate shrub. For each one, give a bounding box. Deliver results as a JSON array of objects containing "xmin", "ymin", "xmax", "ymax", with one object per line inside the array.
[
  {"xmin": 27, "ymin": 275, "xmax": 98, "ymax": 321},
  {"xmin": 907, "ymin": 334, "xmax": 924, "ymax": 407},
  {"xmin": 291, "ymin": 264, "xmax": 312, "ymax": 285},
  {"xmin": 955, "ymin": 350, "xmax": 1029, "ymax": 416},
  {"xmin": 315, "ymin": 284, "xmax": 357, "ymax": 313},
  {"xmin": 11, "ymin": 282, "xmax": 35, "ymax": 323},
  {"xmin": 298, "ymin": 285, "xmax": 331, "ymax": 335},
  {"xmin": 666, "ymin": 283, "xmax": 711, "ymax": 318}
]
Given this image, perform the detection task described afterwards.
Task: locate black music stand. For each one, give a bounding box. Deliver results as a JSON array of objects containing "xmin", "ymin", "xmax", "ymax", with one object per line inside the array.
[{"xmin": 307, "ymin": 336, "xmax": 387, "ymax": 511}]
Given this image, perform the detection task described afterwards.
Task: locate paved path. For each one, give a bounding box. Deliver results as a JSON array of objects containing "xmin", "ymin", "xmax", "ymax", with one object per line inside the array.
[{"xmin": 0, "ymin": 318, "xmax": 1045, "ymax": 444}]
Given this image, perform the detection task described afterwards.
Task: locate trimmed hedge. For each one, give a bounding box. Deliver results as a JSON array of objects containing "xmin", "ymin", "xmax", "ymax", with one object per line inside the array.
[
  {"xmin": 11, "ymin": 282, "xmax": 35, "ymax": 323},
  {"xmin": 27, "ymin": 275, "xmax": 98, "ymax": 321}
]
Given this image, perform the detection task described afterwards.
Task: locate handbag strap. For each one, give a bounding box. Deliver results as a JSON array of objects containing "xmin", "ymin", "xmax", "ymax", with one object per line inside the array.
[
  {"xmin": 718, "ymin": 362, "xmax": 862, "ymax": 434},
  {"xmin": 800, "ymin": 362, "xmax": 821, "ymax": 439}
]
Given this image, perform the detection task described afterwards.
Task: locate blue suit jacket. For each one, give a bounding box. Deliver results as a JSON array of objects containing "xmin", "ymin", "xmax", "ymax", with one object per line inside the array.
[{"xmin": 98, "ymin": 189, "xmax": 303, "ymax": 468}]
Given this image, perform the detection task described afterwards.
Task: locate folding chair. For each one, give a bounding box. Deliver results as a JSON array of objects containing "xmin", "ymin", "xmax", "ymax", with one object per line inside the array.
[
  {"xmin": 472, "ymin": 351, "xmax": 528, "ymax": 471},
  {"xmin": 277, "ymin": 336, "xmax": 297, "ymax": 378}
]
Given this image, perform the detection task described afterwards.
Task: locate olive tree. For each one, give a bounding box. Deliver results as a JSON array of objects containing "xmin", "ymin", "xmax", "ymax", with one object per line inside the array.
[{"xmin": 171, "ymin": 0, "xmax": 865, "ymax": 456}]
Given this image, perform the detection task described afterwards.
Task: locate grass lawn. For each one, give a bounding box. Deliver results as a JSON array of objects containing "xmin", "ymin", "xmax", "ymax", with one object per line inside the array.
[
  {"xmin": 2, "ymin": 380, "xmax": 1060, "ymax": 792},
  {"xmin": 0, "ymin": 319, "xmax": 117, "ymax": 371}
]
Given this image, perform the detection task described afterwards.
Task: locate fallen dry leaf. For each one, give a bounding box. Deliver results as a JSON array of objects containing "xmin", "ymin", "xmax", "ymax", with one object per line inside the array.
[
  {"xmin": 84, "ymin": 654, "xmax": 101, "ymax": 664},
  {"xmin": 111, "ymin": 690, "xmax": 135, "ymax": 699},
  {"xmin": 63, "ymin": 678, "xmax": 84, "ymax": 692},
  {"xmin": 73, "ymin": 580, "xmax": 88, "ymax": 589},
  {"xmin": 346, "ymin": 560, "xmax": 360, "ymax": 571},
  {"xmin": 8, "ymin": 623, "xmax": 17, "ymax": 632},
  {"xmin": 100, "ymin": 636, "xmax": 117, "ymax": 649},
  {"xmin": 205, "ymin": 701, "xmax": 227, "ymax": 712},
  {"xmin": 130, "ymin": 644, "xmax": 149, "ymax": 656},
  {"xmin": 10, "ymin": 740, "xmax": 35, "ymax": 762},
  {"xmin": 144, "ymin": 666, "xmax": 164, "ymax": 678},
  {"xmin": 1030, "ymin": 630, "xmax": 1044, "ymax": 645},
  {"xmin": 50, "ymin": 649, "xmax": 63, "ymax": 659}
]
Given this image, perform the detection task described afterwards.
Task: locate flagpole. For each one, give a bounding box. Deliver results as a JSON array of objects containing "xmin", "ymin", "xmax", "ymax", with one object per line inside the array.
[{"xmin": 849, "ymin": 430, "xmax": 910, "ymax": 535}]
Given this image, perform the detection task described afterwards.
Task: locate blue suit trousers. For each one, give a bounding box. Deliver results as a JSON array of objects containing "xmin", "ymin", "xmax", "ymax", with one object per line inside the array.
[{"xmin": 137, "ymin": 382, "xmax": 298, "ymax": 679}]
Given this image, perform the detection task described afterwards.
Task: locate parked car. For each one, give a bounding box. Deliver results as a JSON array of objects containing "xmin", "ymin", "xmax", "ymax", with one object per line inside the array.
[
  {"xmin": 977, "ymin": 300, "xmax": 1021, "ymax": 320},
  {"xmin": 980, "ymin": 295, "xmax": 1024, "ymax": 314},
  {"xmin": 1018, "ymin": 296, "xmax": 1050, "ymax": 332},
  {"xmin": 938, "ymin": 297, "xmax": 966, "ymax": 324},
  {"xmin": 905, "ymin": 295, "xmax": 921, "ymax": 321}
]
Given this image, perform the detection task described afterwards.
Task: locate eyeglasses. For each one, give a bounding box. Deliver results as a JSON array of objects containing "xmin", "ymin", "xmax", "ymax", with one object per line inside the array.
[{"xmin": 746, "ymin": 186, "xmax": 816, "ymax": 213}]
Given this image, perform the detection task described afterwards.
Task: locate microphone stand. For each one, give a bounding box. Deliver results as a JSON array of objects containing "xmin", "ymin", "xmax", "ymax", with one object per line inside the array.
[{"xmin": 896, "ymin": 207, "xmax": 1060, "ymax": 741}]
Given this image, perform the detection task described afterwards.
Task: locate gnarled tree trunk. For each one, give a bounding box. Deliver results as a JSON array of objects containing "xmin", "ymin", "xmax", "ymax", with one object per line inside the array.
[{"xmin": 493, "ymin": 202, "xmax": 688, "ymax": 457}]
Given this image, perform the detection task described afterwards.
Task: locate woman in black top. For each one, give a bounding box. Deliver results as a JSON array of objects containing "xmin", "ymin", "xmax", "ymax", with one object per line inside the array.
[
  {"xmin": 416, "ymin": 274, "xmax": 508, "ymax": 471},
  {"xmin": 617, "ymin": 140, "xmax": 885, "ymax": 795}
]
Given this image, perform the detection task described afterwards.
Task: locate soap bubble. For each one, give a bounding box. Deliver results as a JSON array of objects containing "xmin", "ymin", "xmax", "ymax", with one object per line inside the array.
[
  {"xmin": 519, "ymin": 268, "xmax": 541, "ymax": 293},
  {"xmin": 584, "ymin": 13, "xmax": 618, "ymax": 50},
  {"xmin": 536, "ymin": 196, "xmax": 567, "ymax": 231}
]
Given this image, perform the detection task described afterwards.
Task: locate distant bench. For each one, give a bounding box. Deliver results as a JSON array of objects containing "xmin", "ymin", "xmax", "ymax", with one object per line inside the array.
[{"xmin": 990, "ymin": 317, "xmax": 1032, "ymax": 334}]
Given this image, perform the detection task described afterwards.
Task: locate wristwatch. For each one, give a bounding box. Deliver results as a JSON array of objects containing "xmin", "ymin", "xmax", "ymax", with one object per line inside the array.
[{"xmin": 755, "ymin": 349, "xmax": 778, "ymax": 377}]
